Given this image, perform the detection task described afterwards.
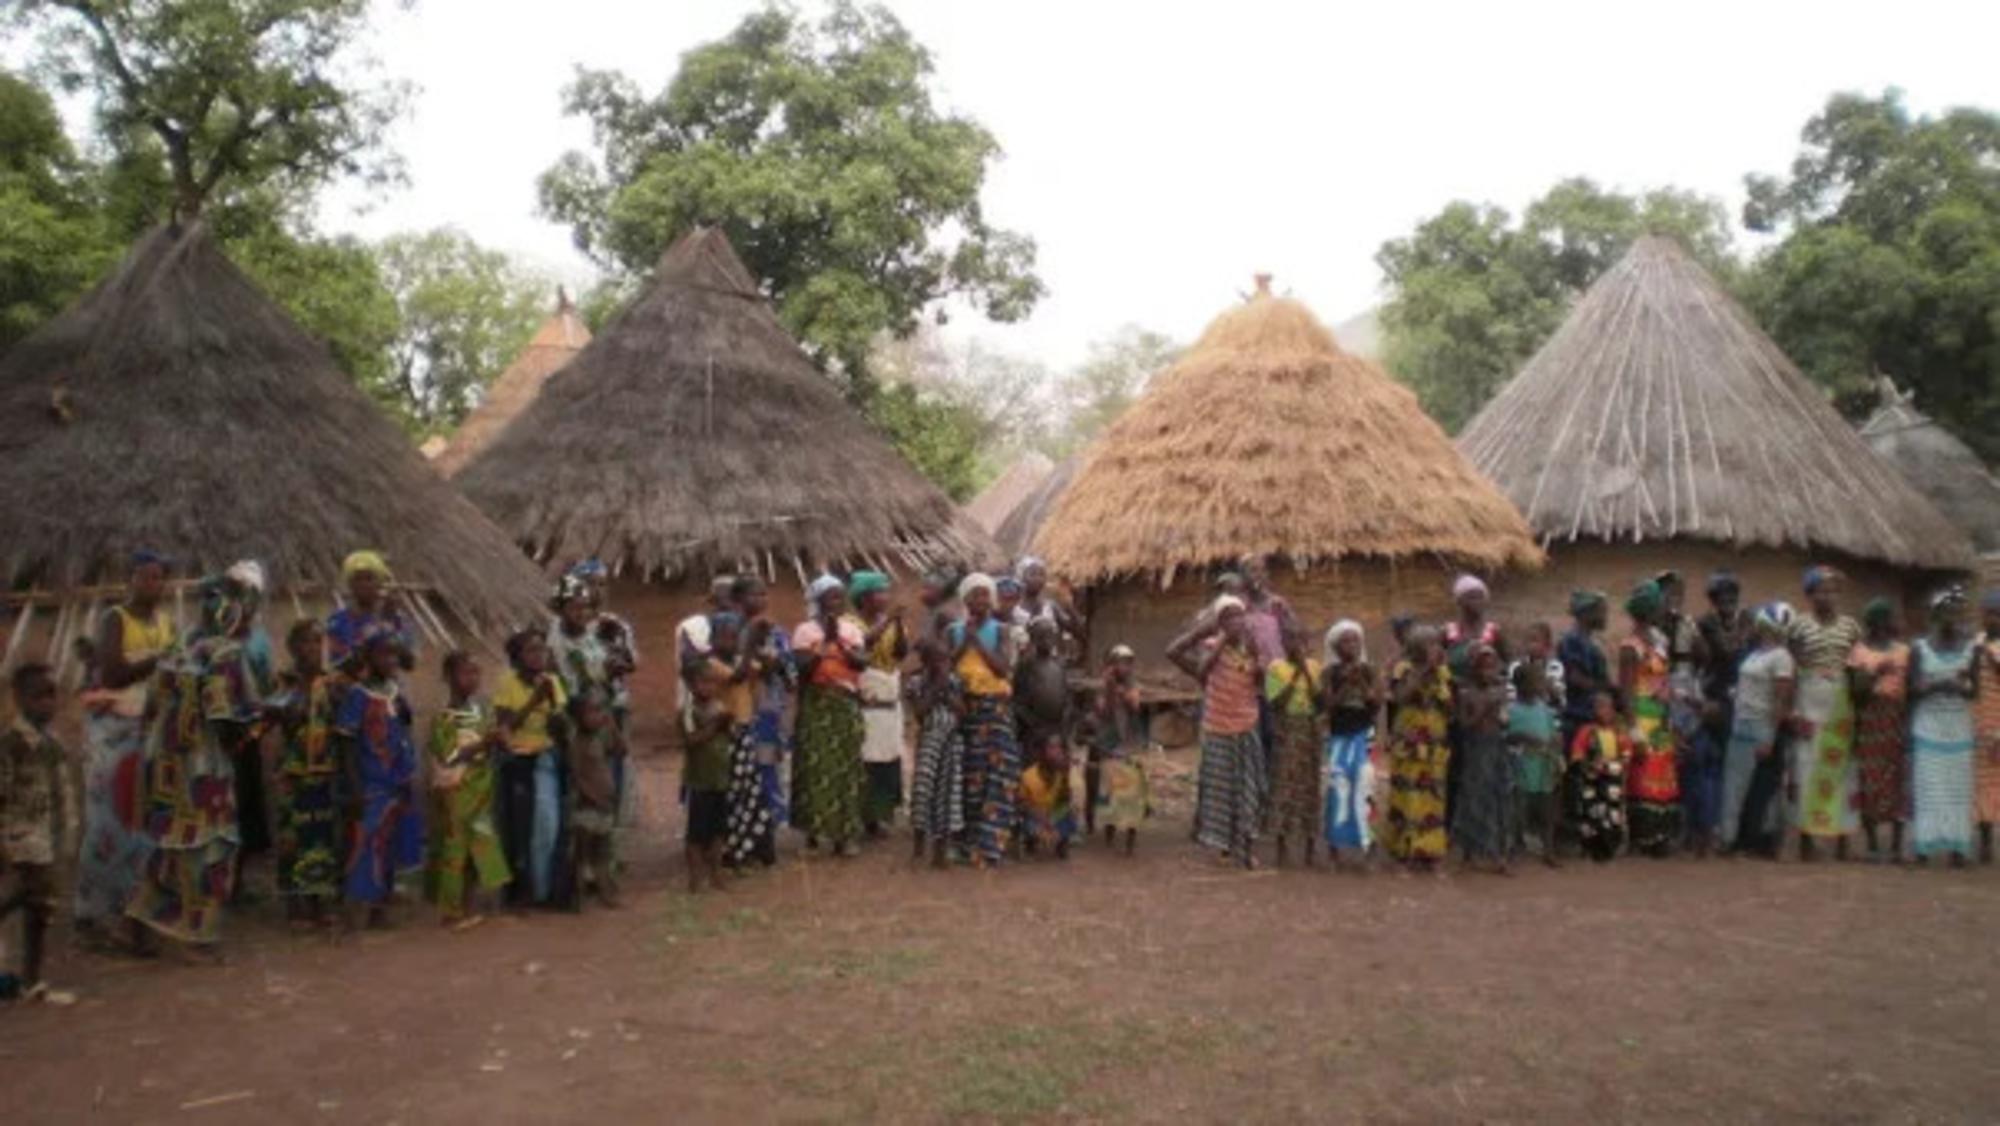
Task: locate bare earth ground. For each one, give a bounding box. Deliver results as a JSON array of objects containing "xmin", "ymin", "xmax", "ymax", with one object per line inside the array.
[{"xmin": 6, "ymin": 753, "xmax": 2000, "ymax": 1125}]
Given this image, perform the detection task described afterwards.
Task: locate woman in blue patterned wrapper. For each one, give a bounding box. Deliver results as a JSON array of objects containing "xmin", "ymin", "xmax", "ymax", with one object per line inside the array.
[{"xmin": 325, "ymin": 550, "xmax": 417, "ymax": 677}]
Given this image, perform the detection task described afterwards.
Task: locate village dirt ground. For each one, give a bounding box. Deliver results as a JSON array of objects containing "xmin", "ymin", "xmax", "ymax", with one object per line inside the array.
[{"xmin": 6, "ymin": 752, "xmax": 2000, "ymax": 1125}]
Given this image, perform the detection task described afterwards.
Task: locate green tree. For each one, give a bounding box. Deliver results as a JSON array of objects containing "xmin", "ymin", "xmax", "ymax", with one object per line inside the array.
[
  {"xmin": 869, "ymin": 327, "xmax": 1052, "ymax": 493},
  {"xmin": 0, "ymin": 69, "xmax": 117, "ymax": 349},
  {"xmin": 1377, "ymin": 178, "xmax": 1736, "ymax": 431},
  {"xmin": 15, "ymin": 0, "xmax": 410, "ymax": 220},
  {"xmin": 376, "ymin": 229, "xmax": 548, "ymax": 434},
  {"xmin": 864, "ymin": 380, "xmax": 985, "ymax": 501},
  {"xmin": 1049, "ymin": 325, "xmax": 1179, "ymax": 456},
  {"xmin": 538, "ymin": 1, "xmax": 1042, "ymax": 387},
  {"xmin": 1743, "ymin": 90, "xmax": 2000, "ymax": 454}
]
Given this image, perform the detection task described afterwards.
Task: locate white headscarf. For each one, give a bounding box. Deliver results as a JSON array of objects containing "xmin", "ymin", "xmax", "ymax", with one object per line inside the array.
[
  {"xmin": 226, "ymin": 559, "xmax": 267, "ymax": 595},
  {"xmin": 807, "ymin": 573, "xmax": 844, "ymax": 605},
  {"xmin": 1452, "ymin": 573, "xmax": 1488, "ymax": 601},
  {"xmin": 959, "ymin": 572, "xmax": 998, "ymax": 601},
  {"xmin": 1211, "ymin": 594, "xmax": 1246, "ymax": 616},
  {"xmin": 1325, "ymin": 619, "xmax": 1365, "ymax": 664}
]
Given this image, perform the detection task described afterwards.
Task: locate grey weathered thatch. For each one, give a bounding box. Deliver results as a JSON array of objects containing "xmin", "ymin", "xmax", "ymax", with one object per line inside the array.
[
  {"xmin": 0, "ymin": 224, "xmax": 551, "ymax": 633},
  {"xmin": 995, "ymin": 453, "xmax": 1078, "ymax": 560},
  {"xmin": 1861, "ymin": 380, "xmax": 2000, "ymax": 556},
  {"xmin": 432, "ymin": 291, "xmax": 591, "ymax": 478},
  {"xmin": 1457, "ymin": 236, "xmax": 1974, "ymax": 570},
  {"xmin": 964, "ymin": 451, "xmax": 1053, "ymax": 535},
  {"xmin": 456, "ymin": 227, "xmax": 994, "ymax": 580}
]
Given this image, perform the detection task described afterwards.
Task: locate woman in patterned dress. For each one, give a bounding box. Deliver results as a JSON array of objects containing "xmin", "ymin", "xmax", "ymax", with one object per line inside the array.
[
  {"xmin": 1320, "ymin": 621, "xmax": 1380, "ymax": 867},
  {"xmin": 791, "ymin": 575, "xmax": 869, "ymax": 857},
  {"xmin": 1169, "ymin": 595, "xmax": 1267, "ymax": 869},
  {"xmin": 1847, "ymin": 599, "xmax": 1911, "ymax": 862},
  {"xmin": 1789, "ymin": 566, "xmax": 1862, "ymax": 861},
  {"xmin": 1618, "ymin": 580, "xmax": 1681, "ymax": 857},
  {"xmin": 1263, "ymin": 622, "xmax": 1324, "ymax": 867},
  {"xmin": 951, "ymin": 574, "xmax": 1020, "ymax": 866},
  {"xmin": 269, "ymin": 620, "xmax": 344, "ymax": 930},
  {"xmin": 1385, "ymin": 625, "xmax": 1452, "ymax": 871}
]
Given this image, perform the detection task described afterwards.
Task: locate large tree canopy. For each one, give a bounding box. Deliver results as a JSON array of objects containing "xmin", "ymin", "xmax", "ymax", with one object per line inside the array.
[
  {"xmin": 1376, "ymin": 178, "xmax": 1735, "ymax": 431},
  {"xmin": 538, "ymin": 1, "xmax": 1042, "ymax": 385},
  {"xmin": 1742, "ymin": 90, "xmax": 2000, "ymax": 455},
  {"xmin": 376, "ymin": 228, "xmax": 547, "ymax": 434},
  {"xmin": 0, "ymin": 70, "xmax": 116, "ymax": 350},
  {"xmin": 15, "ymin": 0, "xmax": 409, "ymax": 219}
]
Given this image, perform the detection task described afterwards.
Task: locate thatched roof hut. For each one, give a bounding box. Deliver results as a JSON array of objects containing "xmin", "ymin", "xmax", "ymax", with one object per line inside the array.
[
  {"xmin": 0, "ymin": 224, "xmax": 549, "ymax": 658},
  {"xmin": 995, "ymin": 453, "xmax": 1079, "ymax": 560},
  {"xmin": 432, "ymin": 290, "xmax": 592, "ymax": 478},
  {"xmin": 1035, "ymin": 277, "xmax": 1541, "ymax": 684},
  {"xmin": 964, "ymin": 451, "xmax": 1053, "ymax": 536},
  {"xmin": 455, "ymin": 227, "xmax": 993, "ymax": 727},
  {"xmin": 1861, "ymin": 380, "xmax": 2000, "ymax": 569},
  {"xmin": 1458, "ymin": 236, "xmax": 1973, "ymax": 622}
]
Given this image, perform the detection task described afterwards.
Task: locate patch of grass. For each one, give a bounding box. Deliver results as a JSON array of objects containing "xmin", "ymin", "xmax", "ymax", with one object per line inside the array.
[
  {"xmin": 932, "ymin": 1013, "xmax": 1238, "ymax": 1122},
  {"xmin": 654, "ymin": 898, "xmax": 773, "ymax": 946}
]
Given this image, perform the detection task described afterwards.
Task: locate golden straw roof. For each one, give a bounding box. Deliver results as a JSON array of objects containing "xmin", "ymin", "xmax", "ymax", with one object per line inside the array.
[
  {"xmin": 1037, "ymin": 278, "xmax": 1542, "ymax": 583},
  {"xmin": 433, "ymin": 291, "xmax": 592, "ymax": 478},
  {"xmin": 1458, "ymin": 237, "xmax": 1974, "ymax": 570}
]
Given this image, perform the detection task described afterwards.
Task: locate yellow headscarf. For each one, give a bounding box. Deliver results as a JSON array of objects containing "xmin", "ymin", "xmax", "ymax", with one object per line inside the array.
[{"xmin": 341, "ymin": 549, "xmax": 393, "ymax": 583}]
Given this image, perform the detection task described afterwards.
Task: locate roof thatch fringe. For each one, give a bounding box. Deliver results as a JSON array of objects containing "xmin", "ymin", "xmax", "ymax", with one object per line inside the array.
[
  {"xmin": 1458, "ymin": 237, "xmax": 1974, "ymax": 570},
  {"xmin": 964, "ymin": 451, "xmax": 1054, "ymax": 534},
  {"xmin": 1860, "ymin": 378, "xmax": 2000, "ymax": 556},
  {"xmin": 433, "ymin": 290, "xmax": 592, "ymax": 478},
  {"xmin": 0, "ymin": 224, "xmax": 550, "ymax": 635},
  {"xmin": 456, "ymin": 227, "xmax": 998, "ymax": 581},
  {"xmin": 1036, "ymin": 278, "xmax": 1542, "ymax": 584}
]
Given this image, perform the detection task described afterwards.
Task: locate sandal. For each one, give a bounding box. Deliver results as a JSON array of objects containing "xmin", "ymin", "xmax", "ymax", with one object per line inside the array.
[{"xmin": 24, "ymin": 982, "xmax": 78, "ymax": 1007}]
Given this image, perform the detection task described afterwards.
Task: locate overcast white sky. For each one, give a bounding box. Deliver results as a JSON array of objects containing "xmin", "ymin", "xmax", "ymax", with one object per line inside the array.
[{"xmin": 320, "ymin": 0, "xmax": 1997, "ymax": 369}]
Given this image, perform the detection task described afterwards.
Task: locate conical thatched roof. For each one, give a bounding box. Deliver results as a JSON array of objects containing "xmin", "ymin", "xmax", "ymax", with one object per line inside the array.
[
  {"xmin": 996, "ymin": 453, "xmax": 1077, "ymax": 560},
  {"xmin": 455, "ymin": 227, "xmax": 993, "ymax": 580},
  {"xmin": 1036, "ymin": 279, "xmax": 1542, "ymax": 583},
  {"xmin": 964, "ymin": 451, "xmax": 1053, "ymax": 535},
  {"xmin": 0, "ymin": 224, "xmax": 549, "ymax": 632},
  {"xmin": 1458, "ymin": 237, "xmax": 1973, "ymax": 570},
  {"xmin": 432, "ymin": 291, "xmax": 591, "ymax": 478},
  {"xmin": 1860, "ymin": 380, "xmax": 2000, "ymax": 555}
]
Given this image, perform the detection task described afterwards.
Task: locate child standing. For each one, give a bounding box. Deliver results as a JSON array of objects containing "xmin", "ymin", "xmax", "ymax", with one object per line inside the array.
[
  {"xmin": 0, "ymin": 665, "xmax": 76, "ymax": 1005},
  {"xmin": 426, "ymin": 652, "xmax": 510, "ymax": 928},
  {"xmin": 1265, "ymin": 623, "xmax": 1325, "ymax": 867},
  {"xmin": 1013, "ymin": 619, "xmax": 1070, "ymax": 774},
  {"xmin": 682, "ymin": 662, "xmax": 734, "ymax": 893},
  {"xmin": 1568, "ymin": 691, "xmax": 1632, "ymax": 863},
  {"xmin": 1455, "ymin": 645, "xmax": 1514, "ymax": 874},
  {"xmin": 338, "ymin": 633, "xmax": 424, "ymax": 928},
  {"xmin": 1092, "ymin": 645, "xmax": 1149, "ymax": 856},
  {"xmin": 565, "ymin": 689, "xmax": 625, "ymax": 908},
  {"xmin": 1320, "ymin": 622, "xmax": 1379, "ymax": 868},
  {"xmin": 1507, "ymin": 661, "xmax": 1562, "ymax": 866},
  {"xmin": 908, "ymin": 640, "xmax": 964, "ymax": 867},
  {"xmin": 1017, "ymin": 736, "xmax": 1077, "ymax": 858},
  {"xmin": 495, "ymin": 630, "xmax": 569, "ymax": 907},
  {"xmin": 270, "ymin": 620, "xmax": 344, "ymax": 930}
]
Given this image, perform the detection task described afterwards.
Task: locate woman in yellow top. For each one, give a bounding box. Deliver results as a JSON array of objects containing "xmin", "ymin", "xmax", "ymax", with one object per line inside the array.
[
  {"xmin": 75, "ymin": 550, "xmax": 175, "ymax": 941},
  {"xmin": 494, "ymin": 629, "xmax": 568, "ymax": 906},
  {"xmin": 1263, "ymin": 622, "xmax": 1324, "ymax": 868},
  {"xmin": 952, "ymin": 573, "xmax": 1017, "ymax": 865}
]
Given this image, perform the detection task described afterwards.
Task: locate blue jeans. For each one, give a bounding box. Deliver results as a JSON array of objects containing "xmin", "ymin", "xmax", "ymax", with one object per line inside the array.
[{"xmin": 530, "ymin": 753, "xmax": 561, "ymax": 902}]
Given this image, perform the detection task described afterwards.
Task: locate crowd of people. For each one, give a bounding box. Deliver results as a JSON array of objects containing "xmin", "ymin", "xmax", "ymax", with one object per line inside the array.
[{"xmin": 4, "ymin": 547, "xmax": 1999, "ymax": 1008}]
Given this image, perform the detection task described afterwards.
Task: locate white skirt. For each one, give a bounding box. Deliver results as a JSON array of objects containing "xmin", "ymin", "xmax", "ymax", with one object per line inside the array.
[{"xmin": 859, "ymin": 669, "xmax": 905, "ymax": 765}]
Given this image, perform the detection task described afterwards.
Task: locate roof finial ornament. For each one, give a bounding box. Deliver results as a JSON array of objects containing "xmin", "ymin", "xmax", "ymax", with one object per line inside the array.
[{"xmin": 1253, "ymin": 272, "xmax": 1273, "ymax": 296}]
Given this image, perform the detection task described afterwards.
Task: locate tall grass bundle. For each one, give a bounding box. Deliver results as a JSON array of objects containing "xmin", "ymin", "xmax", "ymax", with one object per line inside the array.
[
  {"xmin": 0, "ymin": 224, "xmax": 548, "ymax": 634},
  {"xmin": 1035, "ymin": 279, "xmax": 1542, "ymax": 583},
  {"xmin": 456, "ymin": 227, "xmax": 995, "ymax": 580},
  {"xmin": 1459, "ymin": 237, "xmax": 1973, "ymax": 570},
  {"xmin": 1860, "ymin": 382, "xmax": 2000, "ymax": 557},
  {"xmin": 433, "ymin": 292, "xmax": 591, "ymax": 478}
]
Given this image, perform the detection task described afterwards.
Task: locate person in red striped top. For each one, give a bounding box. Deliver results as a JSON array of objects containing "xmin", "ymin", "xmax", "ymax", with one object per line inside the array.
[{"xmin": 1168, "ymin": 596, "xmax": 1268, "ymax": 868}]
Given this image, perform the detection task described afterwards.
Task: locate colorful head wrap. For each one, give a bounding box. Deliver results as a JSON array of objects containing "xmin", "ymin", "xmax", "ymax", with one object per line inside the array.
[
  {"xmin": 996, "ymin": 577, "xmax": 1023, "ymax": 597},
  {"xmin": 131, "ymin": 548, "xmax": 170, "ymax": 571},
  {"xmin": 1625, "ymin": 580, "xmax": 1663, "ymax": 619},
  {"xmin": 959, "ymin": 572, "xmax": 997, "ymax": 602},
  {"xmin": 1754, "ymin": 601, "xmax": 1795, "ymax": 638},
  {"xmin": 1803, "ymin": 564, "xmax": 1842, "ymax": 593},
  {"xmin": 1570, "ymin": 589, "xmax": 1607, "ymax": 616},
  {"xmin": 807, "ymin": 573, "xmax": 844, "ymax": 605},
  {"xmin": 1388, "ymin": 613, "xmax": 1415, "ymax": 639},
  {"xmin": 568, "ymin": 558, "xmax": 609, "ymax": 582},
  {"xmin": 341, "ymin": 549, "xmax": 391, "ymax": 583},
  {"xmin": 552, "ymin": 573, "xmax": 591, "ymax": 608},
  {"xmin": 1452, "ymin": 574, "xmax": 1488, "ymax": 601},
  {"xmin": 848, "ymin": 570, "xmax": 890, "ymax": 600},
  {"xmin": 708, "ymin": 610, "xmax": 744, "ymax": 635},
  {"xmin": 197, "ymin": 568, "xmax": 260, "ymax": 638},
  {"xmin": 1325, "ymin": 619, "xmax": 1366, "ymax": 664},
  {"xmin": 1862, "ymin": 597, "xmax": 1896, "ymax": 628}
]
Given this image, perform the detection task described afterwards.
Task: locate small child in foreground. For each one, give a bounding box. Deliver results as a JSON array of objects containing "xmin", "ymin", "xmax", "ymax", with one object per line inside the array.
[
  {"xmin": 339, "ymin": 633, "xmax": 425, "ymax": 929},
  {"xmin": 1092, "ymin": 645, "xmax": 1149, "ymax": 856},
  {"xmin": 0, "ymin": 664, "xmax": 76, "ymax": 1005},
  {"xmin": 1507, "ymin": 660, "xmax": 1562, "ymax": 867},
  {"xmin": 565, "ymin": 689, "xmax": 625, "ymax": 909},
  {"xmin": 1018, "ymin": 735, "xmax": 1077, "ymax": 859},
  {"xmin": 1568, "ymin": 690, "xmax": 1631, "ymax": 863},
  {"xmin": 681, "ymin": 662, "xmax": 734, "ymax": 893},
  {"xmin": 426, "ymin": 651, "xmax": 511, "ymax": 929},
  {"xmin": 270, "ymin": 620, "xmax": 344, "ymax": 931}
]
